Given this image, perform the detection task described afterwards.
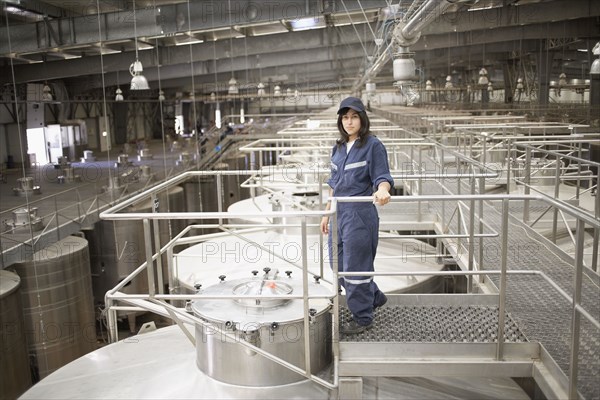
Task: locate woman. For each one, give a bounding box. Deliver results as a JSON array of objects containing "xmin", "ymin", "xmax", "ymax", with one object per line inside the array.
[{"xmin": 320, "ymin": 96, "xmax": 394, "ymax": 335}]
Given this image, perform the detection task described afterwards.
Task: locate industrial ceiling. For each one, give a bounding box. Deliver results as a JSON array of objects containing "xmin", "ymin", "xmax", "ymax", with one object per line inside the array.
[{"xmin": 0, "ymin": 0, "xmax": 598, "ymax": 99}]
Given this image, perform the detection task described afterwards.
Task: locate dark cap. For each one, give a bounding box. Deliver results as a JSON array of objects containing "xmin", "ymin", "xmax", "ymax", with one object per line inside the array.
[{"xmin": 337, "ymin": 97, "xmax": 365, "ymax": 114}]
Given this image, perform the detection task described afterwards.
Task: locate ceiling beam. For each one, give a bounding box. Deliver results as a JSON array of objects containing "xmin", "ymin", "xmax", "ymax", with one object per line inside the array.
[
  {"xmin": 0, "ymin": 23, "xmax": 370, "ymax": 84},
  {"xmin": 420, "ymin": 0, "xmax": 599, "ymax": 36},
  {"xmin": 0, "ymin": 0, "xmax": 390, "ymax": 55}
]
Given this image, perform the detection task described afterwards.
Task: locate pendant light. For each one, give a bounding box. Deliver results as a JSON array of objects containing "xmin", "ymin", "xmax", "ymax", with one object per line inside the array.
[
  {"xmin": 115, "ymin": 88, "xmax": 124, "ymax": 101},
  {"xmin": 41, "ymin": 82, "xmax": 53, "ymax": 101},
  {"xmin": 115, "ymin": 70, "xmax": 124, "ymax": 101},
  {"xmin": 478, "ymin": 67, "xmax": 489, "ymax": 85},
  {"xmin": 130, "ymin": 0, "xmax": 150, "ymax": 90}
]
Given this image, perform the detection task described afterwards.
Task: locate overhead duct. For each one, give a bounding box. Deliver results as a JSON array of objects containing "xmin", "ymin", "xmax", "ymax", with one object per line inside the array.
[{"xmin": 353, "ymin": 0, "xmax": 466, "ymax": 94}]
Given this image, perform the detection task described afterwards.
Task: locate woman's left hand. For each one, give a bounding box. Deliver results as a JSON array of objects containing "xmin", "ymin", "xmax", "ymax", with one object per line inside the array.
[{"xmin": 373, "ymin": 187, "xmax": 391, "ymax": 205}]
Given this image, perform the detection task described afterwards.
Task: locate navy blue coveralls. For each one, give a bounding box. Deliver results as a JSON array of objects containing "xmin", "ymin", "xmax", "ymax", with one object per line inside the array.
[{"xmin": 327, "ymin": 135, "xmax": 394, "ymax": 326}]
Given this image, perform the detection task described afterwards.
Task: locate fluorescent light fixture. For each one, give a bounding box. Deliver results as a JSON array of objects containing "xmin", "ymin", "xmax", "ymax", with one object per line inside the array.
[
  {"xmin": 101, "ymin": 48, "xmax": 122, "ymax": 55},
  {"xmin": 289, "ymin": 17, "xmax": 325, "ymax": 31},
  {"xmin": 5, "ymin": 5, "xmax": 44, "ymax": 21},
  {"xmin": 468, "ymin": 0, "xmax": 503, "ymax": 11},
  {"xmin": 175, "ymin": 39, "xmax": 204, "ymax": 46},
  {"xmin": 240, "ymin": 107, "xmax": 245, "ymax": 123}
]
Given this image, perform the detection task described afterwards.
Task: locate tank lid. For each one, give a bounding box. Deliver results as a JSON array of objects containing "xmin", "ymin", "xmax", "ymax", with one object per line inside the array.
[
  {"xmin": 232, "ymin": 278, "xmax": 293, "ymax": 308},
  {"xmin": 192, "ymin": 273, "xmax": 331, "ymax": 327},
  {"xmin": 0, "ymin": 270, "xmax": 21, "ymax": 297}
]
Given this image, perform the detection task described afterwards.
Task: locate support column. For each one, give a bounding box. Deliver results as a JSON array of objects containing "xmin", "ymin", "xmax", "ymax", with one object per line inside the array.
[
  {"xmin": 537, "ymin": 40, "xmax": 554, "ymax": 107},
  {"xmin": 590, "ymin": 47, "xmax": 600, "ymax": 109},
  {"xmin": 338, "ymin": 377, "xmax": 363, "ymax": 399}
]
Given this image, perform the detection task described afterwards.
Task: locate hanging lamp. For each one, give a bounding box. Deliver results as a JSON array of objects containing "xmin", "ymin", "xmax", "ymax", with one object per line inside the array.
[{"xmin": 130, "ymin": 0, "xmax": 150, "ymax": 90}]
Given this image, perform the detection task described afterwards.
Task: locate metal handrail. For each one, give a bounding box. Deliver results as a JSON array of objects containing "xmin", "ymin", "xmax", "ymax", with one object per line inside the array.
[
  {"xmin": 331, "ymin": 195, "xmax": 598, "ymax": 400},
  {"xmin": 99, "ymin": 176, "xmax": 599, "ymax": 396}
]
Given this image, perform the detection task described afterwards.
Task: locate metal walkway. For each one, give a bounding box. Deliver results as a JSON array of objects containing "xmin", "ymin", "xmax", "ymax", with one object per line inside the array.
[
  {"xmin": 341, "ymin": 305, "xmax": 528, "ymax": 344},
  {"xmin": 338, "ymin": 130, "xmax": 599, "ymax": 398}
]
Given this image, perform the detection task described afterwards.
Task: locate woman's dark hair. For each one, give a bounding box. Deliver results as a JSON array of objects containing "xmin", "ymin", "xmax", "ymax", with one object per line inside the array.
[{"xmin": 336, "ymin": 108, "xmax": 371, "ymax": 148}]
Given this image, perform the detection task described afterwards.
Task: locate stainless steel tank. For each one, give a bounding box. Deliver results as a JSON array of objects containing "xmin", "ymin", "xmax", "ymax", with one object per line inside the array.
[
  {"xmin": 183, "ymin": 176, "xmax": 219, "ymax": 231},
  {"xmin": 224, "ymin": 154, "xmax": 251, "ymax": 207},
  {"xmin": 12, "ymin": 235, "xmax": 96, "ymax": 380},
  {"xmin": 86, "ymin": 186, "xmax": 185, "ymax": 306},
  {"xmin": 0, "ymin": 269, "xmax": 32, "ymax": 398},
  {"xmin": 192, "ymin": 269, "xmax": 332, "ymax": 386}
]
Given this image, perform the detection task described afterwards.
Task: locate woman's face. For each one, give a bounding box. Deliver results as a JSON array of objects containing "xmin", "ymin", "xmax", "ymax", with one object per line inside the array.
[{"xmin": 342, "ymin": 109, "xmax": 361, "ymax": 138}]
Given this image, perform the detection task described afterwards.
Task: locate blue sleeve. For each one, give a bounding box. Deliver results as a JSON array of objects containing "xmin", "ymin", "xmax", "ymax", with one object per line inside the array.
[
  {"xmin": 326, "ymin": 145, "xmax": 338, "ymax": 189},
  {"xmin": 370, "ymin": 140, "xmax": 394, "ymax": 190}
]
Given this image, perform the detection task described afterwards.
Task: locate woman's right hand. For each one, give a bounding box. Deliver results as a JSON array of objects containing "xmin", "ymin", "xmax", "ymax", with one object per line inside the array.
[{"xmin": 320, "ymin": 216, "xmax": 329, "ymax": 235}]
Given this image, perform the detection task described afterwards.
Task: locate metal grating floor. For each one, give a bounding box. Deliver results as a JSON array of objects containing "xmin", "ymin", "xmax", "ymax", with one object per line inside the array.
[
  {"xmin": 340, "ymin": 305, "xmax": 528, "ymax": 343},
  {"xmin": 415, "ymin": 157, "xmax": 600, "ymax": 399}
]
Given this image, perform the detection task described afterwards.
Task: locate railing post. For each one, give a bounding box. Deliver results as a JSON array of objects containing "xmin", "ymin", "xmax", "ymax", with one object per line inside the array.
[
  {"xmin": 496, "ymin": 198, "xmax": 509, "ymax": 361},
  {"xmin": 576, "ymin": 142, "xmax": 582, "ymax": 200},
  {"xmin": 54, "ymin": 195, "xmax": 60, "ymax": 241},
  {"xmin": 440, "ymin": 147, "xmax": 446, "ymax": 229},
  {"xmin": 143, "ymin": 218, "xmax": 156, "ymax": 296},
  {"xmin": 479, "ymin": 137, "xmax": 487, "ymax": 278},
  {"xmin": 552, "ymin": 155, "xmax": 561, "ymax": 243},
  {"xmin": 301, "ymin": 216, "xmax": 311, "ymax": 378},
  {"xmin": 216, "ymin": 172, "xmax": 224, "ymax": 226},
  {"xmin": 469, "ymin": 132, "xmax": 474, "ymax": 160},
  {"xmin": 259, "ymin": 150, "xmax": 264, "ymax": 189},
  {"xmin": 523, "ymin": 147, "xmax": 531, "ymax": 223},
  {"xmin": 76, "ymin": 190, "xmax": 82, "ymax": 223},
  {"xmin": 505, "ymin": 139, "xmax": 512, "ymax": 194},
  {"xmin": 468, "ymin": 168, "xmax": 475, "ymax": 293},
  {"xmin": 151, "ymin": 193, "xmax": 164, "ymax": 294},
  {"xmin": 318, "ymin": 180, "xmax": 325, "ymax": 279},
  {"xmin": 418, "ymin": 145, "xmax": 423, "ymax": 219},
  {"xmin": 331, "ymin": 202, "xmax": 340, "ymax": 364},
  {"xmin": 593, "ymin": 183, "xmax": 599, "ymax": 272},
  {"xmin": 568, "ymin": 219, "xmax": 585, "ymax": 399},
  {"xmin": 456, "ymin": 154, "xmax": 461, "ymax": 195},
  {"xmin": 106, "ymin": 298, "xmax": 119, "ymax": 343}
]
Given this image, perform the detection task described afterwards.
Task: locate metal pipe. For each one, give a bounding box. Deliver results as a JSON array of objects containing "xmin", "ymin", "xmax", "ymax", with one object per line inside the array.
[
  {"xmin": 401, "ymin": 0, "xmax": 454, "ymax": 41},
  {"xmin": 352, "ymin": 0, "xmax": 456, "ymax": 92}
]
